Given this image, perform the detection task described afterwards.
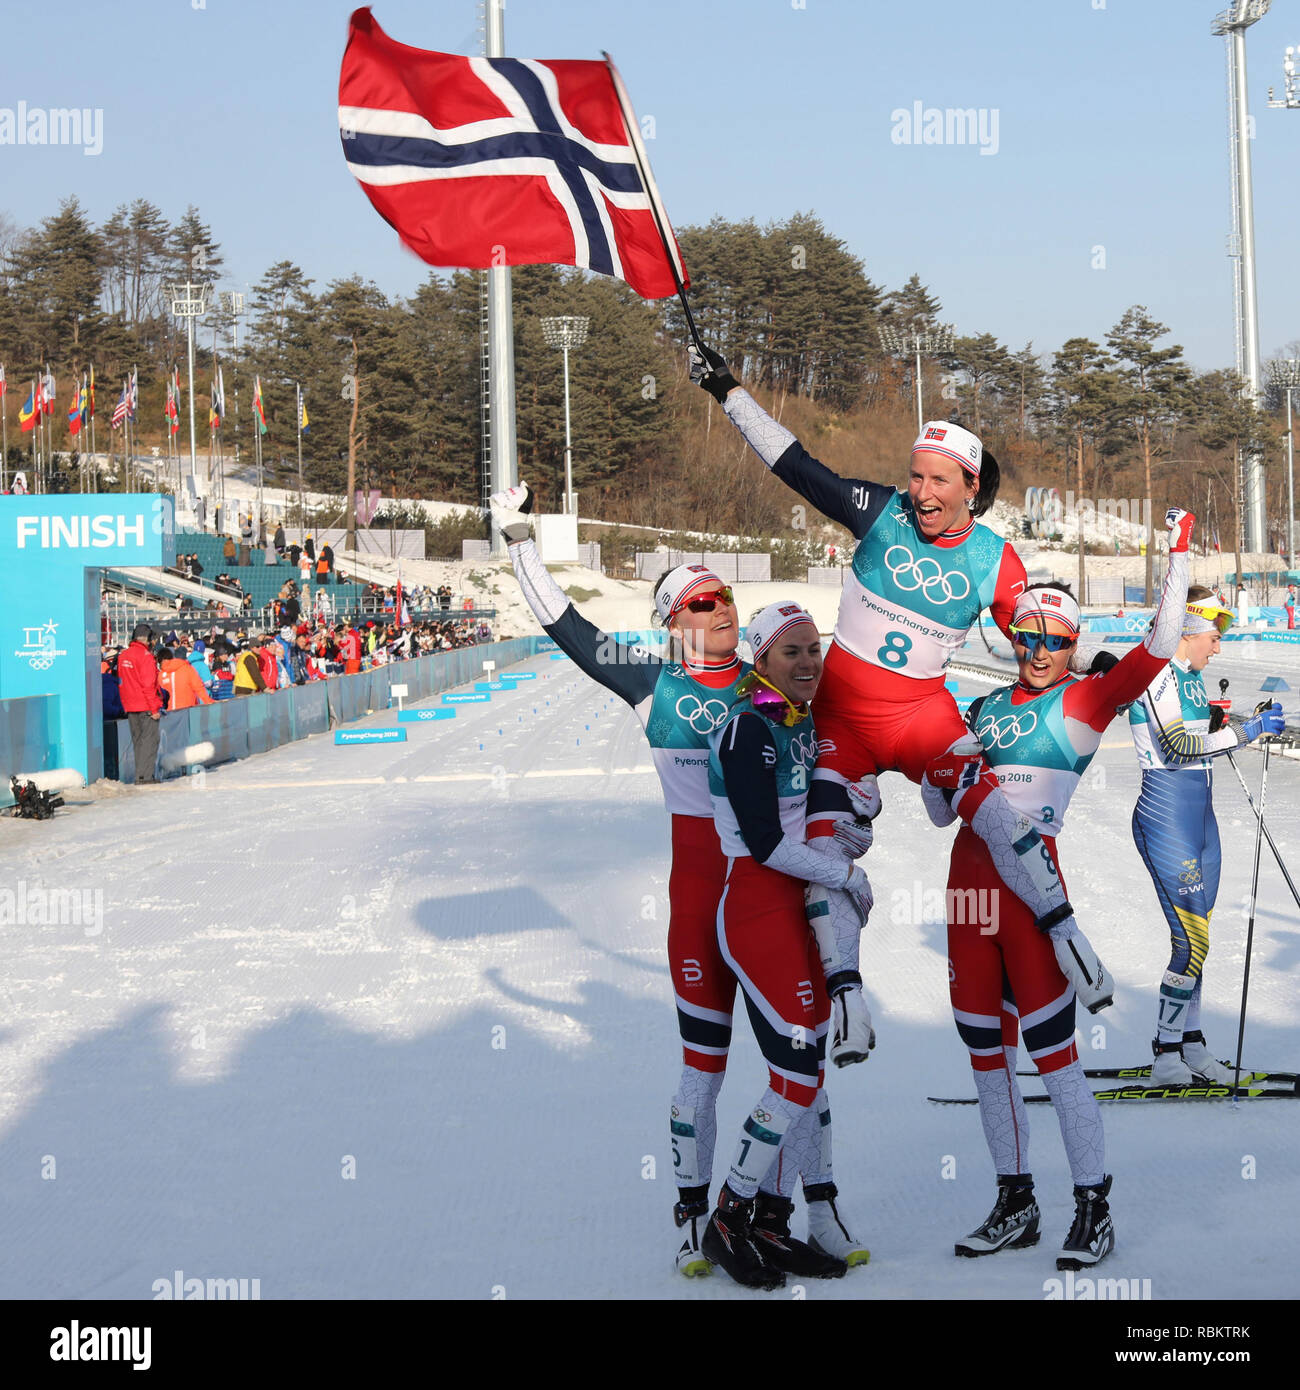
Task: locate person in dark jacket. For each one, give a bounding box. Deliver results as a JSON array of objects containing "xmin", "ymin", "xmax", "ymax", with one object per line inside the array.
[
  {"xmin": 117, "ymin": 623, "xmax": 163, "ymax": 783},
  {"xmin": 274, "ymin": 524, "xmax": 286, "ymax": 557},
  {"xmin": 288, "ymin": 541, "xmax": 302, "ymax": 568}
]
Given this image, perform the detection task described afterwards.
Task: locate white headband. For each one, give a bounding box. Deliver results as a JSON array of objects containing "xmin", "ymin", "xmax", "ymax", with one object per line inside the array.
[
  {"xmin": 747, "ymin": 601, "xmax": 817, "ymax": 658},
  {"xmin": 912, "ymin": 420, "xmax": 982, "ymax": 477},
  {"xmin": 1011, "ymin": 587, "xmax": 1080, "ymax": 637},
  {"xmin": 654, "ymin": 564, "xmax": 725, "ymax": 622}
]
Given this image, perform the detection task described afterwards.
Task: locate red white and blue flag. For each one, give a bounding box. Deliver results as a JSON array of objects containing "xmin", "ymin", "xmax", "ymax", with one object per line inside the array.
[{"xmin": 338, "ymin": 8, "xmax": 688, "ymax": 301}]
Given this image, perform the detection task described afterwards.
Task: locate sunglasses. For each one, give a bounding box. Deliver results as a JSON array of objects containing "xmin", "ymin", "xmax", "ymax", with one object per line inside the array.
[
  {"xmin": 677, "ymin": 586, "xmax": 734, "ymax": 615},
  {"xmin": 737, "ymin": 670, "xmax": 810, "ymax": 726},
  {"xmin": 1186, "ymin": 603, "xmax": 1234, "ymax": 635},
  {"xmin": 1009, "ymin": 625, "xmax": 1076, "ymax": 654}
]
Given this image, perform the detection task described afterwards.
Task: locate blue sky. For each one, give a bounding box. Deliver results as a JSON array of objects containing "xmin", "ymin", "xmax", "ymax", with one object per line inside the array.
[{"xmin": 2, "ymin": 0, "xmax": 1297, "ymax": 372}]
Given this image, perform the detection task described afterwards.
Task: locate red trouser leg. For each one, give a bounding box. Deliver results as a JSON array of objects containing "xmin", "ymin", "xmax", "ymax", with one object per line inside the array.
[
  {"xmin": 947, "ymin": 827, "xmax": 1078, "ymax": 1076},
  {"xmin": 668, "ymin": 815, "xmax": 737, "ymax": 1073},
  {"xmin": 715, "ymin": 858, "xmax": 829, "ymax": 1106}
]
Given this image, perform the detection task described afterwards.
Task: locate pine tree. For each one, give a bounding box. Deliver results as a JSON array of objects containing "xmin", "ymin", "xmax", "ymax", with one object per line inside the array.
[{"xmin": 1106, "ymin": 307, "xmax": 1193, "ymax": 601}]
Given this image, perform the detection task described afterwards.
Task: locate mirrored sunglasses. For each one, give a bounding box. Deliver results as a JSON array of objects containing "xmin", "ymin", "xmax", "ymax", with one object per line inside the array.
[{"xmin": 1009, "ymin": 625, "xmax": 1075, "ymax": 653}]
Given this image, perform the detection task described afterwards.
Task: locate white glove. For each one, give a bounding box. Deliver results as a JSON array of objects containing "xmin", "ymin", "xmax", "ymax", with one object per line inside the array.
[
  {"xmin": 840, "ymin": 863, "xmax": 874, "ymax": 926},
  {"xmin": 845, "ymin": 774, "xmax": 881, "ymax": 822},
  {"xmin": 832, "ymin": 817, "xmax": 873, "ymax": 859},
  {"xmin": 489, "ymin": 481, "xmax": 533, "ymax": 543},
  {"xmin": 1048, "ymin": 917, "xmax": 1113, "ymax": 1014}
]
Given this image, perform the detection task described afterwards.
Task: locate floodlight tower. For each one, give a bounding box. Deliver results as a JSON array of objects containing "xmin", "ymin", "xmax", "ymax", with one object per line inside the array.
[
  {"xmin": 540, "ymin": 316, "xmax": 590, "ymax": 515},
  {"xmin": 1266, "ymin": 43, "xmax": 1299, "ymax": 107},
  {"xmin": 163, "ymin": 280, "xmax": 209, "ymax": 481},
  {"xmin": 1212, "ymin": 0, "xmax": 1272, "ymax": 553},
  {"xmin": 878, "ymin": 323, "xmax": 955, "ymax": 432},
  {"xmin": 1267, "ymin": 359, "xmax": 1299, "ymax": 569}
]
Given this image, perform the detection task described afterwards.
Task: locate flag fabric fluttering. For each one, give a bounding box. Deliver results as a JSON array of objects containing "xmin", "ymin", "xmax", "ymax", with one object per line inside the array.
[
  {"xmin": 111, "ymin": 384, "xmax": 129, "ymax": 430},
  {"xmin": 67, "ymin": 386, "xmax": 82, "ymax": 436},
  {"xmin": 299, "ymin": 394, "xmax": 309, "ymax": 434},
  {"xmin": 89, "ymin": 364, "xmax": 95, "ymax": 420},
  {"xmin": 19, "ymin": 387, "xmax": 37, "ymax": 432},
  {"xmin": 42, "ymin": 366, "xmax": 55, "ymax": 413},
  {"xmin": 0, "ymin": 364, "xmax": 7, "ymax": 398},
  {"xmin": 127, "ymin": 368, "xmax": 138, "ymax": 421},
  {"xmin": 337, "ymin": 7, "xmax": 688, "ymax": 301},
  {"xmin": 209, "ymin": 377, "xmax": 222, "ymax": 432},
  {"xmin": 253, "ymin": 376, "xmax": 268, "ymax": 435}
]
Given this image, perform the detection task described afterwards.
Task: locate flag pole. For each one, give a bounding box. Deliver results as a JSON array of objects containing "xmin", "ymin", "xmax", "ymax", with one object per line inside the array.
[
  {"xmin": 89, "ymin": 366, "xmax": 96, "ymax": 493},
  {"xmin": 602, "ymin": 52, "xmax": 704, "ymax": 356},
  {"xmin": 1, "ymin": 377, "xmax": 8, "ymax": 492},
  {"xmin": 296, "ymin": 381, "xmax": 306, "ymax": 530}
]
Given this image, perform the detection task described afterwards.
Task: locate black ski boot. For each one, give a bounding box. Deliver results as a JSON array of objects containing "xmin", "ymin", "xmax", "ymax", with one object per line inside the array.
[
  {"xmin": 955, "ymin": 1173, "xmax": 1041, "ymax": 1257},
  {"xmin": 701, "ymin": 1185, "xmax": 786, "ymax": 1290},
  {"xmin": 1057, "ymin": 1174, "xmax": 1114, "ymax": 1271},
  {"xmin": 752, "ymin": 1192, "xmax": 847, "ymax": 1279}
]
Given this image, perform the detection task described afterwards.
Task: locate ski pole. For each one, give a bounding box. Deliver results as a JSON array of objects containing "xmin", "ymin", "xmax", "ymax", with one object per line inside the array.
[
  {"xmin": 1224, "ymin": 750, "xmax": 1300, "ymax": 912},
  {"xmin": 1218, "ymin": 677, "xmax": 1300, "ymax": 911},
  {"xmin": 1234, "ymin": 740, "xmax": 1269, "ymax": 1096}
]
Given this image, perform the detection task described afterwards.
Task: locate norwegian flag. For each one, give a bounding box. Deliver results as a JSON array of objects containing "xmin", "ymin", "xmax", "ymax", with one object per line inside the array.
[{"xmin": 338, "ymin": 8, "xmax": 688, "ymax": 301}]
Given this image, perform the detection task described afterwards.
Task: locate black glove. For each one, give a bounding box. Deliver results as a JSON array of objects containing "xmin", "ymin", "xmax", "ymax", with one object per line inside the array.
[
  {"xmin": 1208, "ymin": 703, "xmax": 1227, "ymax": 733},
  {"xmin": 1088, "ymin": 650, "xmax": 1119, "ymax": 675},
  {"xmin": 688, "ymin": 344, "xmax": 739, "ymax": 404}
]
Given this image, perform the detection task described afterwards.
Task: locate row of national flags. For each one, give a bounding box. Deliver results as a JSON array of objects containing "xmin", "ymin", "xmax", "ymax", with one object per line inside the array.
[{"xmin": 3, "ymin": 363, "xmax": 309, "ymax": 439}]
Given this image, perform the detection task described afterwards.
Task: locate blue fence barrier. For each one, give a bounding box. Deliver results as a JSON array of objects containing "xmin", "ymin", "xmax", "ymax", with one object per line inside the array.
[{"xmin": 96, "ymin": 636, "xmax": 538, "ymax": 784}]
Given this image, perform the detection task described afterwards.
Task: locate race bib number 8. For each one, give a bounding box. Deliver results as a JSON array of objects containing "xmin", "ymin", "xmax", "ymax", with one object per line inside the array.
[{"xmin": 877, "ymin": 631, "xmax": 912, "ymax": 668}]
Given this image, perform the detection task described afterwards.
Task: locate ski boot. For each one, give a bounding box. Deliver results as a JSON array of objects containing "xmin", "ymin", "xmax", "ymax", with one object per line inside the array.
[
  {"xmin": 1180, "ymin": 1031, "xmax": 1236, "ymax": 1085},
  {"xmin": 752, "ymin": 1192, "xmax": 847, "ymax": 1279},
  {"xmin": 673, "ymin": 1190, "xmax": 711, "ymax": 1278},
  {"xmin": 803, "ymin": 1181, "xmax": 871, "ymax": 1267},
  {"xmin": 701, "ymin": 1185, "xmax": 785, "ymax": 1291},
  {"xmin": 955, "ymin": 1174, "xmax": 1040, "ymax": 1257},
  {"xmin": 1057, "ymin": 1174, "xmax": 1114, "ymax": 1271},
  {"xmin": 1150, "ymin": 1038, "xmax": 1194, "ymax": 1087}
]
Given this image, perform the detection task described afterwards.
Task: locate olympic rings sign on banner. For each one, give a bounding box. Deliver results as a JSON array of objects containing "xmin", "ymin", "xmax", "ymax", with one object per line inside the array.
[
  {"xmin": 976, "ymin": 707, "xmax": 1038, "ymax": 749},
  {"xmin": 675, "ymin": 693, "xmax": 730, "ymax": 733},
  {"xmin": 1024, "ymin": 486, "xmax": 1064, "ymax": 539},
  {"xmin": 883, "ymin": 545, "xmax": 971, "ymax": 603}
]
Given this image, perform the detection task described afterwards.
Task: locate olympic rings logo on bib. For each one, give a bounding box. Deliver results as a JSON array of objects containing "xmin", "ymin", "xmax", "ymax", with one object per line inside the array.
[
  {"xmin": 789, "ymin": 728, "xmax": 819, "ymax": 767},
  {"xmin": 675, "ymin": 693, "xmax": 730, "ymax": 733},
  {"xmin": 976, "ymin": 708, "xmax": 1038, "ymax": 748},
  {"xmin": 1184, "ymin": 683, "xmax": 1207, "ymax": 709},
  {"xmin": 884, "ymin": 544, "xmax": 971, "ymax": 603}
]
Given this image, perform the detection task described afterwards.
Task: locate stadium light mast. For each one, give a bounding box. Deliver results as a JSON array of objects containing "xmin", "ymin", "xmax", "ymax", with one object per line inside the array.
[
  {"xmin": 1212, "ymin": 0, "xmax": 1272, "ymax": 554},
  {"xmin": 163, "ymin": 280, "xmax": 209, "ymax": 485},
  {"xmin": 1266, "ymin": 358, "xmax": 1299, "ymax": 570},
  {"xmin": 1266, "ymin": 43, "xmax": 1299, "ymax": 107},
  {"xmin": 540, "ymin": 316, "xmax": 590, "ymax": 515},
  {"xmin": 879, "ymin": 323, "xmax": 955, "ymax": 432}
]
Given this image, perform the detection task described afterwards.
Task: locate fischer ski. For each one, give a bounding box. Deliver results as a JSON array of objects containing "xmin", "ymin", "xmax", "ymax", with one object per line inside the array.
[
  {"xmin": 928, "ymin": 1083, "xmax": 1300, "ymax": 1105},
  {"xmin": 1016, "ymin": 1065, "xmax": 1297, "ymax": 1087}
]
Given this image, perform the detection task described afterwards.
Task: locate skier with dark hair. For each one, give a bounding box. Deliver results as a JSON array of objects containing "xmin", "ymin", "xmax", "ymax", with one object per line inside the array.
[
  {"xmin": 704, "ymin": 600, "xmax": 874, "ymax": 1288},
  {"xmin": 929, "ymin": 507, "xmax": 1194, "ymax": 1270},
  {"xmin": 690, "ymin": 346, "xmax": 1108, "ymax": 1068}
]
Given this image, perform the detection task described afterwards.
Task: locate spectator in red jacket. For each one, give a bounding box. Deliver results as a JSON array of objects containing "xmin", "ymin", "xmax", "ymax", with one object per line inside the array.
[
  {"xmin": 117, "ymin": 623, "xmax": 163, "ymax": 784},
  {"xmin": 256, "ymin": 638, "xmax": 280, "ymax": 691}
]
